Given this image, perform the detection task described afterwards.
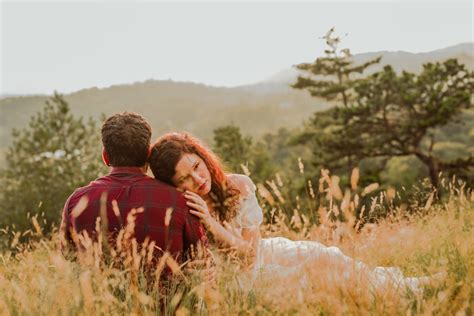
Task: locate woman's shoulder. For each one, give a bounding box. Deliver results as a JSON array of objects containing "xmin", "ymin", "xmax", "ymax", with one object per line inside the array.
[
  {"xmin": 227, "ymin": 174, "xmax": 263, "ymax": 229},
  {"xmin": 226, "ymin": 173, "xmax": 255, "ymax": 196}
]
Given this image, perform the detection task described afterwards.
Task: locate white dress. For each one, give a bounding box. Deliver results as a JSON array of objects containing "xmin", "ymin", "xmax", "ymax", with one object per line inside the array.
[{"xmin": 230, "ymin": 185, "xmax": 431, "ymax": 294}]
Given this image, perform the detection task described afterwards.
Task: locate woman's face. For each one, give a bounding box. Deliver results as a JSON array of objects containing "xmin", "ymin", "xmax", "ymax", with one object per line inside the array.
[{"xmin": 172, "ymin": 153, "xmax": 212, "ymax": 196}]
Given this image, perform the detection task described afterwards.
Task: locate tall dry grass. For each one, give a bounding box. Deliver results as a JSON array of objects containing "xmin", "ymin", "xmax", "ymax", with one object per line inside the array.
[{"xmin": 0, "ymin": 168, "xmax": 472, "ymax": 315}]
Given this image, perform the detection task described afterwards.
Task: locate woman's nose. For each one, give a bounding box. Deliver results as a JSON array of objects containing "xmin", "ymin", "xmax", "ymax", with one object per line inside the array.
[{"xmin": 191, "ymin": 173, "xmax": 203, "ymax": 184}]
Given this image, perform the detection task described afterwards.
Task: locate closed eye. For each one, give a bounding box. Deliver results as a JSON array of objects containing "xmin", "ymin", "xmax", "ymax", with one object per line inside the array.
[{"xmin": 177, "ymin": 175, "xmax": 188, "ymax": 183}]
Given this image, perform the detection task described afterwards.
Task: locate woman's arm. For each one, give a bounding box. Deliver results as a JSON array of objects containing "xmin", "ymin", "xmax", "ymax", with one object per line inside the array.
[
  {"xmin": 184, "ymin": 190, "xmax": 261, "ymax": 265},
  {"xmin": 206, "ymin": 216, "xmax": 260, "ymax": 256}
]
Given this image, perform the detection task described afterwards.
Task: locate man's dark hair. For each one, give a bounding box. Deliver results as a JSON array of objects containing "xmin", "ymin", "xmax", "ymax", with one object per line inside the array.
[{"xmin": 101, "ymin": 112, "xmax": 152, "ymax": 167}]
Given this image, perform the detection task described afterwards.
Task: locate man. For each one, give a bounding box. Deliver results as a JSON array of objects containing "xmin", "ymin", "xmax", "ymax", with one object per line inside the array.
[{"xmin": 60, "ymin": 112, "xmax": 207, "ymax": 266}]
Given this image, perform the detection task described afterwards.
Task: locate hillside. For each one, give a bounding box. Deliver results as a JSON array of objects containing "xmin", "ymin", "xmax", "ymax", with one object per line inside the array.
[
  {"xmin": 1, "ymin": 42, "xmax": 473, "ymax": 167},
  {"xmin": 0, "ymin": 81, "xmax": 323, "ymax": 150}
]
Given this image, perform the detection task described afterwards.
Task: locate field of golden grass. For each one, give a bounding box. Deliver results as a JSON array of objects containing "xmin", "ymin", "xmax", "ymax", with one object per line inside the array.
[{"xmin": 0, "ymin": 170, "xmax": 472, "ymax": 315}]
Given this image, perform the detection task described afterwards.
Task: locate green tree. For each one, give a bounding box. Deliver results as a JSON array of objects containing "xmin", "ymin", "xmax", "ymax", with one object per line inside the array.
[
  {"xmin": 292, "ymin": 27, "xmax": 381, "ymax": 108},
  {"xmin": 247, "ymin": 143, "xmax": 274, "ymax": 182},
  {"xmin": 292, "ymin": 28, "xmax": 381, "ymax": 174},
  {"xmin": 340, "ymin": 60, "xmax": 474, "ymax": 188},
  {"xmin": 293, "ymin": 30, "xmax": 474, "ymax": 190},
  {"xmin": 0, "ymin": 93, "xmax": 106, "ymax": 232},
  {"xmin": 212, "ymin": 125, "xmax": 252, "ymax": 173}
]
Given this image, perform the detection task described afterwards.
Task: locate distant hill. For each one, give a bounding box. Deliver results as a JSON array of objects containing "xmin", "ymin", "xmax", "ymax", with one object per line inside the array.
[
  {"xmin": 0, "ymin": 81, "xmax": 326, "ymax": 162},
  {"xmin": 255, "ymin": 42, "xmax": 474, "ymax": 90},
  {"xmin": 1, "ymin": 42, "xmax": 473, "ymax": 166}
]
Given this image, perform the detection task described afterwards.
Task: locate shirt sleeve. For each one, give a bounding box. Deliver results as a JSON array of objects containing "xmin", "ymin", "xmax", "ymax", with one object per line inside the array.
[{"xmin": 59, "ymin": 194, "xmax": 74, "ymax": 252}]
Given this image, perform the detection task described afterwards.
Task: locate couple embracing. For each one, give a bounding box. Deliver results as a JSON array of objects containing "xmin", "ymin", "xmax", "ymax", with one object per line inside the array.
[
  {"xmin": 60, "ymin": 112, "xmax": 435, "ymax": 294},
  {"xmin": 60, "ymin": 112, "xmax": 260, "ymax": 281}
]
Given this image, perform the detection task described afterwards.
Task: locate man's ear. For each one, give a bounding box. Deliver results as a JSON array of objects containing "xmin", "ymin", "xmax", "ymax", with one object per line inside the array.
[
  {"xmin": 147, "ymin": 145, "xmax": 153, "ymax": 159},
  {"xmin": 102, "ymin": 148, "xmax": 111, "ymax": 166}
]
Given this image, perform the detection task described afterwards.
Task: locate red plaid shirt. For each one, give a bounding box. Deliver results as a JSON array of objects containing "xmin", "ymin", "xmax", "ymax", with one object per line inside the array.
[{"xmin": 60, "ymin": 167, "xmax": 207, "ymax": 263}]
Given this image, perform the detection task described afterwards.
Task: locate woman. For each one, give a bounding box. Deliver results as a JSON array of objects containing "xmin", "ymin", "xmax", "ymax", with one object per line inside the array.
[{"xmin": 148, "ymin": 132, "xmax": 435, "ymax": 293}]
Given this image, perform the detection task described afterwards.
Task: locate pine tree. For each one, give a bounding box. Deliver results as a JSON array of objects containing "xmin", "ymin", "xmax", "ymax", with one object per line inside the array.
[
  {"xmin": 292, "ymin": 29, "xmax": 474, "ymax": 190},
  {"xmin": 292, "ymin": 28, "xmax": 381, "ymax": 108},
  {"xmin": 341, "ymin": 60, "xmax": 474, "ymax": 188},
  {"xmin": 292, "ymin": 28, "xmax": 381, "ymax": 176},
  {"xmin": 0, "ymin": 93, "xmax": 106, "ymax": 232}
]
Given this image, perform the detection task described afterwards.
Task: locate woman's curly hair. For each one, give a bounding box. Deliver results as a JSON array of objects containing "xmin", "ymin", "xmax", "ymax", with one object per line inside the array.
[{"xmin": 149, "ymin": 132, "xmax": 240, "ymax": 223}]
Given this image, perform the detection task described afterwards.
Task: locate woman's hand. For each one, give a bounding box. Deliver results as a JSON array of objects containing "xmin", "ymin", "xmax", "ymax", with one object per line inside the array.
[
  {"xmin": 184, "ymin": 190, "xmax": 215, "ymax": 228},
  {"xmin": 185, "ymin": 188, "xmax": 259, "ymax": 268}
]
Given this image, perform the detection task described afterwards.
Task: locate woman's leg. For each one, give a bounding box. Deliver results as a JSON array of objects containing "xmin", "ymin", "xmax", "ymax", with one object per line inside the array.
[{"xmin": 261, "ymin": 237, "xmax": 430, "ymax": 294}]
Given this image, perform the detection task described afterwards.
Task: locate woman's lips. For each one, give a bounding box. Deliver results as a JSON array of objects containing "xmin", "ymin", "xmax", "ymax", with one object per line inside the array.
[{"xmin": 198, "ymin": 181, "xmax": 206, "ymax": 191}]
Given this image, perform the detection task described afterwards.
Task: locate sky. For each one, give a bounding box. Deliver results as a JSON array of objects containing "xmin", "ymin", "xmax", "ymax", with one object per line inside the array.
[{"xmin": 1, "ymin": 0, "xmax": 473, "ymax": 95}]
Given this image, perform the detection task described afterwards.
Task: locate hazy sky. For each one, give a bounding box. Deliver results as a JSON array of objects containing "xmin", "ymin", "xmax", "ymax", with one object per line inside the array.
[{"xmin": 1, "ymin": 0, "xmax": 473, "ymax": 95}]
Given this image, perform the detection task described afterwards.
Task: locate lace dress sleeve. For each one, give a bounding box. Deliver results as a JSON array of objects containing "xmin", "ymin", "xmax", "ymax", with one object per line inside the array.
[
  {"xmin": 234, "ymin": 178, "xmax": 264, "ymax": 230},
  {"xmin": 240, "ymin": 192, "xmax": 264, "ymax": 229}
]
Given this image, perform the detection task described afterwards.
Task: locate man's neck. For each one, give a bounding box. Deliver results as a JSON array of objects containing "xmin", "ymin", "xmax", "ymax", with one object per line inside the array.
[{"xmin": 110, "ymin": 165, "xmax": 148, "ymax": 174}]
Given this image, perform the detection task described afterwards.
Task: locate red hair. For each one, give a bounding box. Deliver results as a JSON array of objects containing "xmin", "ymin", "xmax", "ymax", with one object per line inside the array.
[{"xmin": 149, "ymin": 132, "xmax": 239, "ymax": 222}]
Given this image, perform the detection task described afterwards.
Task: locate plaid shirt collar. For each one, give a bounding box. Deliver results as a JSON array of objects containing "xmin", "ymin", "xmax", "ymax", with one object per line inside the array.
[{"xmin": 110, "ymin": 166, "xmax": 147, "ymax": 175}]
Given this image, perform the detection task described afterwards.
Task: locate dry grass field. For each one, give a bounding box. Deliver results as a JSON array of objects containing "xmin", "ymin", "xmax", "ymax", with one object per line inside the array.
[{"xmin": 0, "ymin": 170, "xmax": 472, "ymax": 315}]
